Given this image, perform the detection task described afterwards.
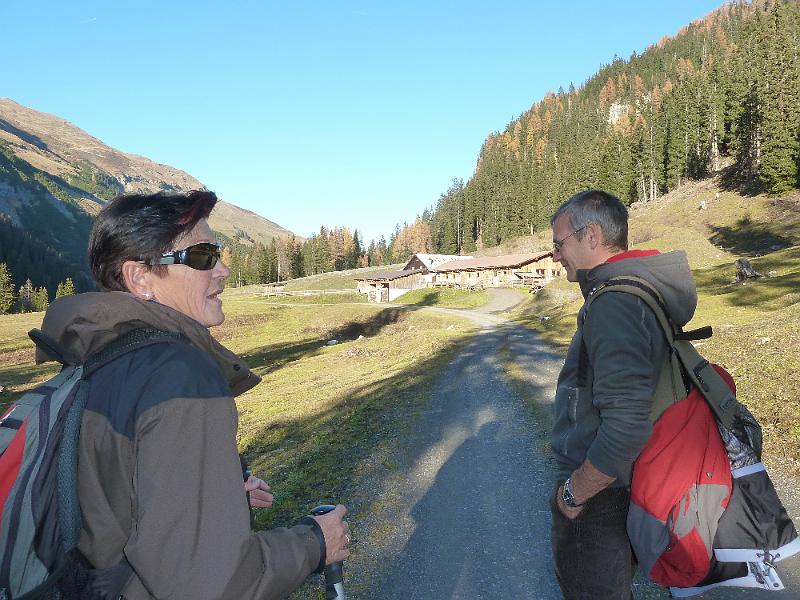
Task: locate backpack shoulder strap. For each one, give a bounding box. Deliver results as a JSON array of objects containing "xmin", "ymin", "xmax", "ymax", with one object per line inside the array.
[
  {"xmin": 584, "ymin": 276, "xmax": 676, "ymax": 344},
  {"xmin": 82, "ymin": 327, "xmax": 185, "ymax": 376},
  {"xmin": 579, "ymin": 276, "xmax": 684, "ymax": 421},
  {"xmin": 59, "ymin": 328, "xmax": 185, "ymax": 554},
  {"xmin": 581, "ymin": 276, "xmax": 739, "ymax": 428}
]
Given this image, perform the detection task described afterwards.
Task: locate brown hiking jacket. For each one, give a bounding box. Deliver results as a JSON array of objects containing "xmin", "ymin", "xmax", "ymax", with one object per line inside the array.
[{"xmin": 38, "ymin": 292, "xmax": 321, "ymax": 599}]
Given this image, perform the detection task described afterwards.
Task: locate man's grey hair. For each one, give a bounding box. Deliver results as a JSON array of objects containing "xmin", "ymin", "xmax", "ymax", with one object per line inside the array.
[{"xmin": 550, "ymin": 189, "xmax": 629, "ymax": 251}]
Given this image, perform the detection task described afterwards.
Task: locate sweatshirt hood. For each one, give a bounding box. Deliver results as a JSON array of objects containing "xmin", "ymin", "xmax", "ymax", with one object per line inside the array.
[
  {"xmin": 37, "ymin": 291, "xmax": 260, "ymax": 397},
  {"xmin": 576, "ymin": 250, "xmax": 697, "ymax": 327}
]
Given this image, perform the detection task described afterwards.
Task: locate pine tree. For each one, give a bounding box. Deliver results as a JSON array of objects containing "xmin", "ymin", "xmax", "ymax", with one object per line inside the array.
[
  {"xmin": 758, "ymin": 1, "xmax": 800, "ymax": 195},
  {"xmin": 0, "ymin": 262, "xmax": 14, "ymax": 314},
  {"xmin": 32, "ymin": 287, "xmax": 49, "ymax": 312},
  {"xmin": 18, "ymin": 278, "xmax": 34, "ymax": 313},
  {"xmin": 55, "ymin": 277, "xmax": 76, "ymax": 298}
]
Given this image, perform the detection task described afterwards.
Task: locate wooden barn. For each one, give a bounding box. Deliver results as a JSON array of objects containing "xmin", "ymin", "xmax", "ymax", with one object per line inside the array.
[
  {"xmin": 355, "ymin": 251, "xmax": 564, "ymax": 302},
  {"xmin": 354, "ymin": 269, "xmax": 424, "ymax": 303},
  {"xmin": 433, "ymin": 251, "xmax": 563, "ymax": 289}
]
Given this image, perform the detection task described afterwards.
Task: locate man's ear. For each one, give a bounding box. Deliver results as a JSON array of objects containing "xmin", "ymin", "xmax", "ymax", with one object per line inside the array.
[
  {"xmin": 585, "ymin": 223, "xmax": 605, "ymax": 250},
  {"xmin": 121, "ymin": 261, "xmax": 154, "ymax": 300}
]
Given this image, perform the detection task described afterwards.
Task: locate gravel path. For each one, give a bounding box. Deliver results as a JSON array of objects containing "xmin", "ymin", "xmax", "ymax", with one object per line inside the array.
[
  {"xmin": 350, "ymin": 318, "xmax": 563, "ymax": 599},
  {"xmin": 341, "ymin": 289, "xmax": 800, "ymax": 599}
]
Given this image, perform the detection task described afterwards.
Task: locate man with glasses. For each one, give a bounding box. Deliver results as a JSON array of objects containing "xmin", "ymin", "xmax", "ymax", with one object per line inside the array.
[{"xmin": 548, "ymin": 189, "xmax": 697, "ymax": 598}]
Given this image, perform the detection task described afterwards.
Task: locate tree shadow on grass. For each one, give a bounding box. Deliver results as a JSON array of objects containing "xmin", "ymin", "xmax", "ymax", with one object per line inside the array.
[
  {"xmin": 239, "ymin": 334, "xmax": 473, "ymax": 529},
  {"xmin": 240, "ymin": 307, "xmax": 409, "ymax": 375},
  {"xmin": 402, "ymin": 290, "xmax": 440, "ymax": 307},
  {"xmin": 709, "ymin": 217, "xmax": 795, "ymax": 257},
  {"xmin": 719, "ymin": 166, "xmax": 765, "ymax": 198}
]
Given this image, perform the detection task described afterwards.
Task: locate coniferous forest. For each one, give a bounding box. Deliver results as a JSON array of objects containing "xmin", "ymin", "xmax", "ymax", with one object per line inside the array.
[{"xmin": 411, "ymin": 0, "xmax": 800, "ymax": 257}]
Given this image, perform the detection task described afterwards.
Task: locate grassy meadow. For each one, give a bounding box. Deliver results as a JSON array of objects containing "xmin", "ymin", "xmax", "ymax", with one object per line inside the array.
[
  {"xmin": 509, "ymin": 178, "xmax": 800, "ymax": 472},
  {"xmin": 282, "ymin": 264, "xmax": 403, "ymax": 291},
  {"xmin": 392, "ymin": 287, "xmax": 489, "ymax": 309}
]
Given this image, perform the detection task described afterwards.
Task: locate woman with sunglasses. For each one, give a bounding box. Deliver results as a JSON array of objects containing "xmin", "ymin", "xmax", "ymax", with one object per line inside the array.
[{"xmin": 37, "ymin": 190, "xmax": 349, "ymax": 599}]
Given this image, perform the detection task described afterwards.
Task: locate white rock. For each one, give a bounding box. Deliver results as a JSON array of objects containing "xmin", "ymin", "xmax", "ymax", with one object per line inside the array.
[{"xmin": 326, "ymin": 340, "xmax": 339, "ymax": 346}]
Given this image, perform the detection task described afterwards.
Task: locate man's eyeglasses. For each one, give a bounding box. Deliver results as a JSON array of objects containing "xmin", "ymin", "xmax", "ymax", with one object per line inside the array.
[
  {"xmin": 553, "ymin": 225, "xmax": 587, "ymax": 252},
  {"xmin": 139, "ymin": 243, "xmax": 221, "ymax": 271}
]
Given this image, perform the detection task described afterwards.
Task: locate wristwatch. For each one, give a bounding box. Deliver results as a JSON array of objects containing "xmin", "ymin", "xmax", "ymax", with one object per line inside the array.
[{"xmin": 562, "ymin": 477, "xmax": 583, "ymax": 508}]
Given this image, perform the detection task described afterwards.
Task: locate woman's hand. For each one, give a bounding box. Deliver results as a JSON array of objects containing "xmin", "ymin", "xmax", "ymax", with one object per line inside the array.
[
  {"xmin": 314, "ymin": 504, "xmax": 351, "ymax": 564},
  {"xmin": 245, "ymin": 476, "xmax": 274, "ymax": 509}
]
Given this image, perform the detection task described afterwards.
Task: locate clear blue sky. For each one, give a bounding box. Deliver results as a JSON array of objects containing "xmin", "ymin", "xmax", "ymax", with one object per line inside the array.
[{"xmin": 3, "ymin": 0, "xmax": 724, "ymax": 244}]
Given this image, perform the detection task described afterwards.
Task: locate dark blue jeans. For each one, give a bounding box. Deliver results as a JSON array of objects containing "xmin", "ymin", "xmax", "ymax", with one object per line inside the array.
[{"xmin": 550, "ymin": 483, "xmax": 635, "ymax": 600}]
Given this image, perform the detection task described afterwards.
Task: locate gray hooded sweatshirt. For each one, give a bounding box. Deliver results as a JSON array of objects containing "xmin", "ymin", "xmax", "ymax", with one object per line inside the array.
[{"xmin": 550, "ymin": 250, "xmax": 697, "ymax": 485}]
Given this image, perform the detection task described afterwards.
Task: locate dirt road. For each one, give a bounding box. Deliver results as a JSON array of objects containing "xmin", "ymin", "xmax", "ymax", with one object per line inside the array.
[{"xmin": 343, "ymin": 289, "xmax": 800, "ymax": 599}]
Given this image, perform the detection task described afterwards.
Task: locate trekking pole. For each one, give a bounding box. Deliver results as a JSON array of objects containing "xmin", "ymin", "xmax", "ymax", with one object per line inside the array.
[{"xmin": 311, "ymin": 505, "xmax": 347, "ymax": 600}]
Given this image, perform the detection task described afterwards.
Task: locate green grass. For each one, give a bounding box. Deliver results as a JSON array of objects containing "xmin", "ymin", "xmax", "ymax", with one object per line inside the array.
[
  {"xmin": 283, "ymin": 264, "xmax": 404, "ymax": 291},
  {"xmin": 392, "ymin": 287, "xmax": 489, "ymax": 309},
  {"xmin": 259, "ymin": 291, "xmax": 367, "ymax": 304},
  {"xmin": 0, "ymin": 310, "xmax": 60, "ymax": 412}
]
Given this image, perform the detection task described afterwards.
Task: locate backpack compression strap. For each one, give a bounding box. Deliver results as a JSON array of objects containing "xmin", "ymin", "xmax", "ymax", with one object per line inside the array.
[{"xmin": 580, "ymin": 276, "xmax": 738, "ymax": 428}]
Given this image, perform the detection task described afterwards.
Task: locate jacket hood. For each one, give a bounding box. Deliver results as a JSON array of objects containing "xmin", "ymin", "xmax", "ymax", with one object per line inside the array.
[
  {"xmin": 36, "ymin": 291, "xmax": 260, "ymax": 397},
  {"xmin": 576, "ymin": 250, "xmax": 697, "ymax": 327}
]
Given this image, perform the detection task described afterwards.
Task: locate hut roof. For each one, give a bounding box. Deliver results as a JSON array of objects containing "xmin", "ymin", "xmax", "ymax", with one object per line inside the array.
[
  {"xmin": 404, "ymin": 253, "xmax": 473, "ymax": 271},
  {"xmin": 353, "ymin": 269, "xmax": 417, "ymax": 282},
  {"xmin": 436, "ymin": 251, "xmax": 553, "ymax": 272}
]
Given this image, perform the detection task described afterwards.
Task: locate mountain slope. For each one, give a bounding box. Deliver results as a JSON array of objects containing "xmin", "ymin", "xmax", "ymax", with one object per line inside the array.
[{"xmin": 0, "ymin": 98, "xmax": 297, "ymax": 293}]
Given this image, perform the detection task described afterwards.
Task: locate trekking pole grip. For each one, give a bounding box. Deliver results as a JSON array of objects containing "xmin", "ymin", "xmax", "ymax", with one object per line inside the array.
[{"xmin": 311, "ymin": 504, "xmax": 346, "ymax": 600}]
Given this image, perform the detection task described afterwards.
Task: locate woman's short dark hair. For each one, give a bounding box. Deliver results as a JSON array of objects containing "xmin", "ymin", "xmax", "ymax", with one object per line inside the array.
[
  {"xmin": 550, "ymin": 189, "xmax": 628, "ymax": 251},
  {"xmin": 89, "ymin": 190, "xmax": 218, "ymax": 291}
]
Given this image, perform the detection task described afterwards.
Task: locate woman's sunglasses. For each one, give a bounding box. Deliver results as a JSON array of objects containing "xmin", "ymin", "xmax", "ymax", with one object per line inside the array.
[{"xmin": 139, "ymin": 243, "xmax": 222, "ymax": 271}]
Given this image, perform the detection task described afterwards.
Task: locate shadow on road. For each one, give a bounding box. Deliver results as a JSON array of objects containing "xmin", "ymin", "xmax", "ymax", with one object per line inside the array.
[{"xmin": 366, "ymin": 322, "xmax": 564, "ymax": 599}]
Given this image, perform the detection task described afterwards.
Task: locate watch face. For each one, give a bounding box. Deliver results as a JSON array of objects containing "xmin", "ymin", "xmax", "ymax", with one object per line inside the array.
[{"xmin": 563, "ymin": 480, "xmax": 578, "ymax": 507}]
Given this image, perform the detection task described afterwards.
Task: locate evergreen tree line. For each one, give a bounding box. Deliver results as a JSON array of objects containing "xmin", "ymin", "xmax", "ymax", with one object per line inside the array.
[
  {"xmin": 417, "ymin": 0, "xmax": 800, "ymax": 254},
  {"xmin": 0, "ymin": 215, "xmax": 94, "ymax": 305},
  {"xmin": 0, "ymin": 260, "xmax": 75, "ymax": 314},
  {"xmin": 224, "ymin": 227, "xmax": 373, "ymax": 287}
]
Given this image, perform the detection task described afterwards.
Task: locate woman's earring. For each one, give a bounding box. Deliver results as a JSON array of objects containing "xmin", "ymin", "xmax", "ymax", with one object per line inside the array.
[{"xmin": 144, "ymin": 292, "xmax": 153, "ymax": 300}]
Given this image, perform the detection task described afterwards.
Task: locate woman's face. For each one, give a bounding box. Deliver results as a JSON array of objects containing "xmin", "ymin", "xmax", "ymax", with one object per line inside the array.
[{"xmin": 148, "ymin": 219, "xmax": 230, "ymax": 327}]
